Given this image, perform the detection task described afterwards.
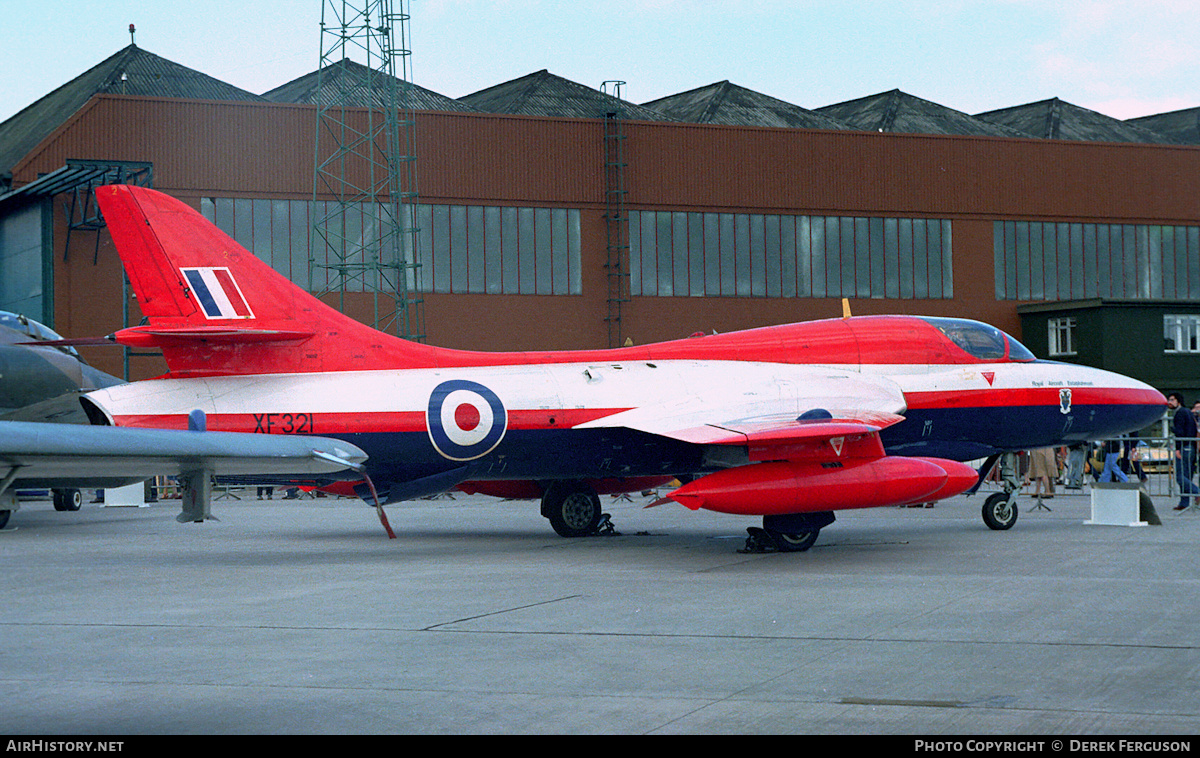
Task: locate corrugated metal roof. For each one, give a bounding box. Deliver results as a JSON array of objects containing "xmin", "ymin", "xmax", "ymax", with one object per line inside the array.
[
  {"xmin": 642, "ymin": 80, "xmax": 853, "ymax": 130},
  {"xmin": 817, "ymin": 89, "xmax": 1032, "ymax": 138},
  {"xmin": 6, "ymin": 43, "xmax": 1198, "ymax": 192},
  {"xmin": 0, "ymin": 45, "xmax": 263, "ymax": 182},
  {"xmin": 459, "ymin": 70, "xmax": 676, "ymax": 121},
  {"xmin": 976, "ymin": 98, "xmax": 1180, "ymax": 144},
  {"xmin": 0, "ymin": 159, "xmax": 151, "ymax": 213},
  {"xmin": 263, "ymin": 58, "xmax": 478, "ymax": 112},
  {"xmin": 1126, "ymin": 107, "xmax": 1200, "ymax": 145}
]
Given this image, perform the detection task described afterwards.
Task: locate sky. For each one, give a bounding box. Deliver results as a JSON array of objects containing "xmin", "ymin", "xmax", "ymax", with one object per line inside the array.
[{"xmin": 3, "ymin": 0, "xmax": 1199, "ymax": 125}]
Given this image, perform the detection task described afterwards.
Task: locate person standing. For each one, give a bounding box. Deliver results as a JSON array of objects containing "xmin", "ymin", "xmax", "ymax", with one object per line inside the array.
[
  {"xmin": 1026, "ymin": 447, "xmax": 1058, "ymax": 497},
  {"xmin": 1065, "ymin": 443, "xmax": 1087, "ymax": 489},
  {"xmin": 1123, "ymin": 431, "xmax": 1148, "ymax": 482},
  {"xmin": 1099, "ymin": 438, "xmax": 1128, "ymax": 483},
  {"xmin": 1168, "ymin": 392, "xmax": 1200, "ymax": 510},
  {"xmin": 1193, "ymin": 400, "xmax": 1200, "ymax": 476}
]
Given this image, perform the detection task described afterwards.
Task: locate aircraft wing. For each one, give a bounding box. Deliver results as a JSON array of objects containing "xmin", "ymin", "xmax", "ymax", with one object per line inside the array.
[
  {"xmin": 574, "ymin": 370, "xmax": 978, "ymax": 516},
  {"xmin": 573, "ymin": 368, "xmax": 908, "ymax": 456},
  {"xmin": 0, "ymin": 420, "xmax": 367, "ymax": 490}
]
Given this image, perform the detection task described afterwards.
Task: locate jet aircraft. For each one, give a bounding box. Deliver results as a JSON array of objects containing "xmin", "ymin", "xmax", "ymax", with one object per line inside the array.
[
  {"xmin": 78, "ymin": 185, "xmax": 1165, "ymax": 551},
  {"xmin": 0, "ymin": 311, "xmax": 127, "ymax": 511},
  {"xmin": 0, "ymin": 310, "xmax": 124, "ymax": 422},
  {"xmin": 0, "ymin": 310, "xmax": 367, "ymax": 530}
]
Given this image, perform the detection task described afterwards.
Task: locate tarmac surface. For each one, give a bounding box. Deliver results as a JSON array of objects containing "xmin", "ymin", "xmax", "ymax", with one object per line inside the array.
[{"xmin": 2, "ymin": 484, "xmax": 1199, "ymax": 735}]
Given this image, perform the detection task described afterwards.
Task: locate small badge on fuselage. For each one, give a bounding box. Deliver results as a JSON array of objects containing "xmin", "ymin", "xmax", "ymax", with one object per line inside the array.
[{"xmin": 1059, "ymin": 387, "xmax": 1072, "ymax": 415}]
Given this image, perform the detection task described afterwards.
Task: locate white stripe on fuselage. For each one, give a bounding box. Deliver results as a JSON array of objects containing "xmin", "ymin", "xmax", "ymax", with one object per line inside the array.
[
  {"xmin": 84, "ymin": 359, "xmax": 1149, "ymax": 427},
  {"xmin": 86, "ymin": 361, "xmax": 904, "ymax": 423}
]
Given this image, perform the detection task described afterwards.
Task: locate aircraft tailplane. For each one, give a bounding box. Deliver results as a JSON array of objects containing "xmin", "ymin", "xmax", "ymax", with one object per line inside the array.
[{"xmin": 95, "ymin": 184, "xmax": 440, "ymax": 377}]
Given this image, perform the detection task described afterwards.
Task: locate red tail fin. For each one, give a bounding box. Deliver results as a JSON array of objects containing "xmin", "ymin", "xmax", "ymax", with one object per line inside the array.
[{"xmin": 96, "ymin": 184, "xmax": 440, "ymax": 376}]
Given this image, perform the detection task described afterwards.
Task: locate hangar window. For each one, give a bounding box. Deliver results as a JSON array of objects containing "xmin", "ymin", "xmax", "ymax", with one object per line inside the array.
[
  {"xmin": 201, "ymin": 198, "xmax": 581, "ymax": 296},
  {"xmin": 994, "ymin": 221, "xmax": 1200, "ymax": 301},
  {"xmin": 627, "ymin": 211, "xmax": 953, "ymax": 299},
  {"xmin": 1164, "ymin": 315, "xmax": 1200, "ymax": 354}
]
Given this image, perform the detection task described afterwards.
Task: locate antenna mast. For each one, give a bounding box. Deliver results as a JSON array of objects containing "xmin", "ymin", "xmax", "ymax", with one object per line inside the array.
[{"xmin": 311, "ymin": 0, "xmax": 424, "ymax": 341}]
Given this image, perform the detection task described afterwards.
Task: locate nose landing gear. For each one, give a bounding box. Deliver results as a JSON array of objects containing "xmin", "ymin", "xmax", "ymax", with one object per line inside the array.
[
  {"xmin": 982, "ymin": 452, "xmax": 1020, "ymax": 531},
  {"xmin": 982, "ymin": 491, "xmax": 1019, "ymax": 530}
]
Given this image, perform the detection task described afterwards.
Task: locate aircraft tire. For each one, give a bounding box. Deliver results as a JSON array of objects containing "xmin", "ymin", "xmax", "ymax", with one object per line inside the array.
[
  {"xmin": 762, "ymin": 511, "xmax": 833, "ymax": 552},
  {"xmin": 982, "ymin": 492, "xmax": 1018, "ymax": 530},
  {"xmin": 768, "ymin": 529, "xmax": 820, "ymax": 553},
  {"xmin": 0, "ymin": 510, "xmax": 9, "ymax": 530},
  {"xmin": 53, "ymin": 488, "xmax": 83, "ymax": 512},
  {"xmin": 543, "ymin": 483, "xmax": 602, "ymax": 538}
]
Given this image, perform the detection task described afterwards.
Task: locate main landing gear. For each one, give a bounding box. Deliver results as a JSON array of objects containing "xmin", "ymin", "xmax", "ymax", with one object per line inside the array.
[
  {"xmin": 540, "ymin": 482, "xmax": 616, "ymax": 538},
  {"xmin": 52, "ymin": 488, "xmax": 82, "ymax": 512},
  {"xmin": 539, "ymin": 480, "xmax": 836, "ymax": 552},
  {"xmin": 742, "ymin": 511, "xmax": 836, "ymax": 553},
  {"xmin": 0, "ymin": 488, "xmax": 81, "ymax": 531}
]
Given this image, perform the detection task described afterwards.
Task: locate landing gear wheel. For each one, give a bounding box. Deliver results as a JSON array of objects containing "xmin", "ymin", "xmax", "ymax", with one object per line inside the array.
[
  {"xmin": 741, "ymin": 527, "xmax": 820, "ymax": 553},
  {"xmin": 0, "ymin": 510, "xmax": 10, "ymax": 530},
  {"xmin": 769, "ymin": 529, "xmax": 820, "ymax": 553},
  {"xmin": 542, "ymin": 483, "xmax": 602, "ymax": 538},
  {"xmin": 982, "ymin": 492, "xmax": 1018, "ymax": 530},
  {"xmin": 53, "ymin": 488, "xmax": 82, "ymax": 512},
  {"xmin": 741, "ymin": 515, "xmax": 828, "ymax": 554}
]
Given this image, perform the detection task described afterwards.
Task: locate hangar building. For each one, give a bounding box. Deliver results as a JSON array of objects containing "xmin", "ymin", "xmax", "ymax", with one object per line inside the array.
[{"xmin": 2, "ymin": 43, "xmax": 1199, "ymax": 396}]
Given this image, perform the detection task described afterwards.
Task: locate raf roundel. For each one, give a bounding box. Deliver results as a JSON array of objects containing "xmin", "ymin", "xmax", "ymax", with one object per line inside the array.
[{"xmin": 426, "ymin": 379, "xmax": 508, "ymax": 461}]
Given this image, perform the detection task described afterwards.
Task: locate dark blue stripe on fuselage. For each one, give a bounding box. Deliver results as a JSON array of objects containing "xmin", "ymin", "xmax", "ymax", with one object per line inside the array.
[
  {"xmin": 880, "ymin": 402, "xmax": 1166, "ymax": 460},
  {"xmin": 340, "ymin": 426, "xmax": 709, "ymax": 485},
  {"xmin": 325, "ymin": 401, "xmax": 1164, "ymax": 492}
]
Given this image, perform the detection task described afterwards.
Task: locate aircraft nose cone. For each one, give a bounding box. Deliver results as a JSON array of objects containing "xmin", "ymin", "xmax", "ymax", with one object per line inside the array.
[
  {"xmin": 1072, "ymin": 366, "xmax": 1166, "ymax": 437},
  {"xmin": 1126, "ymin": 380, "xmax": 1168, "ymax": 427}
]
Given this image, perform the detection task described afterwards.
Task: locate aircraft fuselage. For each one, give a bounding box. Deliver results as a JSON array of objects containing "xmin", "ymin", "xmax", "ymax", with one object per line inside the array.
[{"xmin": 84, "ymin": 350, "xmax": 1164, "ymax": 494}]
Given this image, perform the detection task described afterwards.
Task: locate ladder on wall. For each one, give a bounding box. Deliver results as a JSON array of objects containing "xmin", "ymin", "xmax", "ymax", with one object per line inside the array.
[{"xmin": 601, "ymin": 81, "xmax": 630, "ymax": 348}]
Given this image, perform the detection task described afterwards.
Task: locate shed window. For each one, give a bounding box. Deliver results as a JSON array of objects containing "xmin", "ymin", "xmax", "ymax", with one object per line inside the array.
[
  {"xmin": 1048, "ymin": 317, "xmax": 1077, "ymax": 357},
  {"xmin": 1164, "ymin": 315, "xmax": 1200, "ymax": 354}
]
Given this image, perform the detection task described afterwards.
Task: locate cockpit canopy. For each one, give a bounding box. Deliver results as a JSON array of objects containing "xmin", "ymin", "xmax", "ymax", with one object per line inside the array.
[
  {"xmin": 0, "ymin": 312, "xmax": 81, "ymax": 359},
  {"xmin": 921, "ymin": 317, "xmax": 1036, "ymax": 362}
]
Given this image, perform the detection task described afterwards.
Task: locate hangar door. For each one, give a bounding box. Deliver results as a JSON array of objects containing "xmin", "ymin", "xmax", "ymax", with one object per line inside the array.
[{"xmin": 0, "ymin": 200, "xmax": 48, "ymax": 323}]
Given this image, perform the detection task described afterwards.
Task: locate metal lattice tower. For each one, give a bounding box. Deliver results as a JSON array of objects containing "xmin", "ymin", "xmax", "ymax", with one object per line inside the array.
[{"xmin": 312, "ymin": 0, "xmax": 424, "ymax": 341}]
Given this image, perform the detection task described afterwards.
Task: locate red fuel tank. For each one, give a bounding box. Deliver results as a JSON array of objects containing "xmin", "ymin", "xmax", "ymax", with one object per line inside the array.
[
  {"xmin": 662, "ymin": 456, "xmax": 975, "ymax": 515},
  {"xmin": 903, "ymin": 457, "xmax": 981, "ymax": 504}
]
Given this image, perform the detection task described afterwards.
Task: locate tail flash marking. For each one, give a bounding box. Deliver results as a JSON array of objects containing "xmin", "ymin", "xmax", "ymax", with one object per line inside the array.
[{"xmin": 182, "ymin": 268, "xmax": 255, "ymax": 320}]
